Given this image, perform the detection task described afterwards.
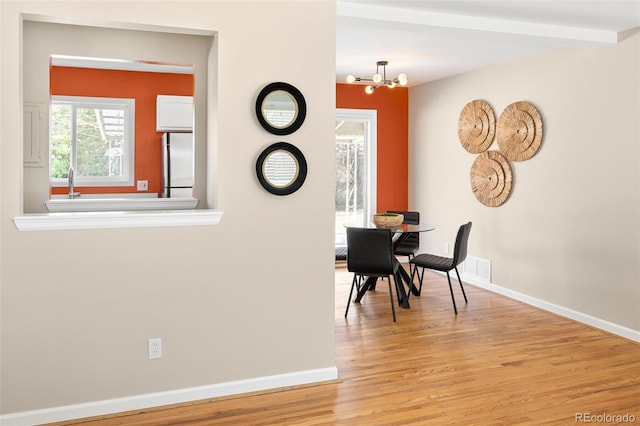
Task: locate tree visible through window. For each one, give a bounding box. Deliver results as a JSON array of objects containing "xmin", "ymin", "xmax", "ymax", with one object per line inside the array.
[{"xmin": 50, "ymin": 96, "xmax": 135, "ymax": 187}]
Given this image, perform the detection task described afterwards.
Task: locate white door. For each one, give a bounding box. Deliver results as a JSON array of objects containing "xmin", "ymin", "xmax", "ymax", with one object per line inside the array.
[{"xmin": 335, "ymin": 109, "xmax": 377, "ymax": 248}]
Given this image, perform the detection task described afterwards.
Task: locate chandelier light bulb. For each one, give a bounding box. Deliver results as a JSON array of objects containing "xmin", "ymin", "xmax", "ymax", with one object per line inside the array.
[
  {"xmin": 346, "ymin": 74, "xmax": 356, "ymax": 84},
  {"xmin": 372, "ymin": 73, "xmax": 382, "ymax": 84},
  {"xmin": 365, "ymin": 85, "xmax": 375, "ymax": 94},
  {"xmin": 388, "ymin": 81, "xmax": 396, "ymax": 88},
  {"xmin": 397, "ymin": 73, "xmax": 408, "ymax": 86}
]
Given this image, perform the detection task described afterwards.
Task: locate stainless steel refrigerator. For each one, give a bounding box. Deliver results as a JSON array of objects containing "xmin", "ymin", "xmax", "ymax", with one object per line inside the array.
[{"xmin": 162, "ymin": 132, "xmax": 194, "ymax": 198}]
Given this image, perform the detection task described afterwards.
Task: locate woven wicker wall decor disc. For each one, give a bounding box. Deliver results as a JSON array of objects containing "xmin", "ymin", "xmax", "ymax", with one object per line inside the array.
[
  {"xmin": 470, "ymin": 150, "xmax": 512, "ymax": 207},
  {"xmin": 458, "ymin": 99, "xmax": 496, "ymax": 153},
  {"xmin": 496, "ymin": 101, "xmax": 543, "ymax": 161}
]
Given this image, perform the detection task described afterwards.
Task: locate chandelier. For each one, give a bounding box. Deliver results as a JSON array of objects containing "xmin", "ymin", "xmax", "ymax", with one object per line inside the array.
[{"xmin": 346, "ymin": 60, "xmax": 408, "ymax": 94}]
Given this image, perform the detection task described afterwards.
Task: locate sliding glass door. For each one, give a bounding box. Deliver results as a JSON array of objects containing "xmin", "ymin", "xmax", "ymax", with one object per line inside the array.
[{"xmin": 335, "ymin": 109, "xmax": 377, "ymax": 248}]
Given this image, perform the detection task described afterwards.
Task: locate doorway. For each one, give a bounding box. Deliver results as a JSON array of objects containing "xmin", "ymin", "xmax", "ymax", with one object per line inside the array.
[{"xmin": 335, "ymin": 108, "xmax": 377, "ymax": 249}]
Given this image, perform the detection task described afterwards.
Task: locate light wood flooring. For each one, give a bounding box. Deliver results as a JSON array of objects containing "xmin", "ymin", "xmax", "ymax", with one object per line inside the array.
[{"xmin": 49, "ymin": 265, "xmax": 640, "ymax": 425}]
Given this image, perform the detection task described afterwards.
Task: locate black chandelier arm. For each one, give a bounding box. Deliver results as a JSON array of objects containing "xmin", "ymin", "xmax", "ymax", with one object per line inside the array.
[
  {"xmin": 350, "ymin": 77, "xmax": 398, "ymax": 84},
  {"xmin": 353, "ymin": 77, "xmax": 375, "ymax": 82}
]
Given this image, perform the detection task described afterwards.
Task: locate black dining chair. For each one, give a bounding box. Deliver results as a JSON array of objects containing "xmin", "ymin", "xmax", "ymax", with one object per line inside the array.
[
  {"xmin": 345, "ymin": 227, "xmax": 400, "ymax": 322},
  {"xmin": 386, "ymin": 210, "xmax": 420, "ymax": 274},
  {"xmin": 409, "ymin": 222, "xmax": 472, "ymax": 314}
]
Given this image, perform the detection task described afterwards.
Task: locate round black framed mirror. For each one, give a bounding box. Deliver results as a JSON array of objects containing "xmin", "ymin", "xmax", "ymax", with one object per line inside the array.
[
  {"xmin": 256, "ymin": 142, "xmax": 307, "ymax": 195},
  {"xmin": 255, "ymin": 82, "xmax": 306, "ymax": 135}
]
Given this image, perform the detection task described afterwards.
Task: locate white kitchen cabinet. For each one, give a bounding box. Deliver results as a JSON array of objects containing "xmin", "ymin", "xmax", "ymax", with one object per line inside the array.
[
  {"xmin": 156, "ymin": 95, "xmax": 193, "ymax": 132},
  {"xmin": 23, "ymin": 102, "xmax": 45, "ymax": 167}
]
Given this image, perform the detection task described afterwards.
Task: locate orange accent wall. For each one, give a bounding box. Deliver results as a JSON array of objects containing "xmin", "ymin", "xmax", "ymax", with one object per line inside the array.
[
  {"xmin": 50, "ymin": 66, "xmax": 193, "ymax": 195},
  {"xmin": 336, "ymin": 83, "xmax": 408, "ymax": 212}
]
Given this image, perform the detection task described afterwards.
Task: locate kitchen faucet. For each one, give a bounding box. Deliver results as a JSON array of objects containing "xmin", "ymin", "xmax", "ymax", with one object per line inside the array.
[{"xmin": 68, "ymin": 167, "xmax": 81, "ymax": 199}]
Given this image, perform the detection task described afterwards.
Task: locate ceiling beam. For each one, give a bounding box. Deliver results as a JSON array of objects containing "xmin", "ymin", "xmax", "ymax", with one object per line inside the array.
[
  {"xmin": 51, "ymin": 55, "xmax": 194, "ymax": 74},
  {"xmin": 337, "ymin": 2, "xmax": 620, "ymax": 46}
]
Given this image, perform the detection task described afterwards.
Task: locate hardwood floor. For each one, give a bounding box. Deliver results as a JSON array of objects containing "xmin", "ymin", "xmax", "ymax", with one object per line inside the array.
[{"xmin": 49, "ymin": 266, "xmax": 640, "ymax": 425}]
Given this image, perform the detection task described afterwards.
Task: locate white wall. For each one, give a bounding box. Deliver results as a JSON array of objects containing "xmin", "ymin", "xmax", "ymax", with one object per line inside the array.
[
  {"xmin": 1, "ymin": 0, "xmax": 336, "ymax": 420},
  {"xmin": 409, "ymin": 30, "xmax": 640, "ymax": 333}
]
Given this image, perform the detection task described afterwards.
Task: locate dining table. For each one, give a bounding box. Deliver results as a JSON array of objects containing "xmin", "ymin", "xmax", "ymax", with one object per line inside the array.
[{"xmin": 349, "ymin": 222, "xmax": 435, "ymax": 309}]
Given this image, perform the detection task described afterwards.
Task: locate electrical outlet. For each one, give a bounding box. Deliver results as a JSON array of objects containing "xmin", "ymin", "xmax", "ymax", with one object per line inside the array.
[
  {"xmin": 148, "ymin": 338, "xmax": 162, "ymax": 360},
  {"xmin": 444, "ymin": 243, "xmax": 449, "ymax": 254},
  {"xmin": 137, "ymin": 180, "xmax": 148, "ymax": 191}
]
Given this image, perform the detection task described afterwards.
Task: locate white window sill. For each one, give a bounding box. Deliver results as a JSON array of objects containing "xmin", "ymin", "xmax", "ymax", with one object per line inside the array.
[{"xmin": 13, "ymin": 209, "xmax": 223, "ymax": 231}]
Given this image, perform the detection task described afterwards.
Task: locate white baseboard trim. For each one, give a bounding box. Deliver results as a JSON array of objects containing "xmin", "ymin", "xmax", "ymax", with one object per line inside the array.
[
  {"xmin": 461, "ymin": 272, "xmax": 640, "ymax": 343},
  {"xmin": 0, "ymin": 366, "xmax": 338, "ymax": 426}
]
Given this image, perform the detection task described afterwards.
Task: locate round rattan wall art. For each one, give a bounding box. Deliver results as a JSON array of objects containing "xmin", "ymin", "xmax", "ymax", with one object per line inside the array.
[
  {"xmin": 458, "ymin": 99, "xmax": 496, "ymax": 153},
  {"xmin": 496, "ymin": 101, "xmax": 543, "ymax": 161},
  {"xmin": 470, "ymin": 150, "xmax": 513, "ymax": 207}
]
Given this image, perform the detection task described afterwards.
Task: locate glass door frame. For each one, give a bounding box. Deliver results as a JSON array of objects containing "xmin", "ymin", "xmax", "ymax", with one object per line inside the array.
[{"xmin": 335, "ymin": 108, "xmax": 377, "ymax": 247}]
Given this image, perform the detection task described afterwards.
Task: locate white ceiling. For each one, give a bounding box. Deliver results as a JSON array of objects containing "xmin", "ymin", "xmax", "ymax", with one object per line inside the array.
[{"xmin": 336, "ymin": 0, "xmax": 640, "ymax": 87}]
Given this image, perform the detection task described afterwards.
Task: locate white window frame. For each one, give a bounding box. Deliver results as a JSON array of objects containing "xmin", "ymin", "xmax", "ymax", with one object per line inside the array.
[
  {"xmin": 335, "ymin": 108, "xmax": 377, "ymax": 248},
  {"xmin": 50, "ymin": 95, "xmax": 135, "ymax": 187}
]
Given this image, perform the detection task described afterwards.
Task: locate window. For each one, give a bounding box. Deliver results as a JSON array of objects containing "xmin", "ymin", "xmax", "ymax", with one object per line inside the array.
[{"xmin": 50, "ymin": 96, "xmax": 135, "ymax": 187}]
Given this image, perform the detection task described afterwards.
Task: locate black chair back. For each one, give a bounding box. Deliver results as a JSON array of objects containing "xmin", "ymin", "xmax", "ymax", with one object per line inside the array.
[
  {"xmin": 386, "ymin": 210, "xmax": 420, "ymax": 253},
  {"xmin": 386, "ymin": 210, "xmax": 420, "ymax": 225},
  {"xmin": 346, "ymin": 227, "xmax": 395, "ymax": 276},
  {"xmin": 452, "ymin": 222, "xmax": 473, "ymax": 267}
]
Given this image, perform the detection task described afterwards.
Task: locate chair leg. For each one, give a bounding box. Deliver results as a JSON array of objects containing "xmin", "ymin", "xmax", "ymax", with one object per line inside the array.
[
  {"xmin": 388, "ymin": 275, "xmax": 397, "ymax": 322},
  {"xmin": 408, "ymin": 267, "xmax": 415, "ymax": 300},
  {"xmin": 345, "ymin": 275, "xmax": 358, "ymax": 318},
  {"xmin": 409, "ymin": 265, "xmax": 425, "ymax": 296},
  {"xmin": 408, "ymin": 265, "xmax": 419, "ymax": 300},
  {"xmin": 445, "ymin": 271, "xmax": 458, "ymax": 315},
  {"xmin": 454, "ymin": 266, "xmax": 468, "ymax": 304},
  {"xmin": 393, "ymin": 271, "xmax": 403, "ymax": 306},
  {"xmin": 418, "ymin": 267, "xmax": 425, "ymax": 295}
]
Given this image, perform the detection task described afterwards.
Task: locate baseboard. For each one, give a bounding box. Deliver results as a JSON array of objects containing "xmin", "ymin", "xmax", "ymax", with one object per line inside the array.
[
  {"xmin": 461, "ymin": 272, "xmax": 640, "ymax": 343},
  {"xmin": 0, "ymin": 366, "xmax": 338, "ymax": 426}
]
